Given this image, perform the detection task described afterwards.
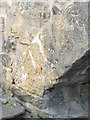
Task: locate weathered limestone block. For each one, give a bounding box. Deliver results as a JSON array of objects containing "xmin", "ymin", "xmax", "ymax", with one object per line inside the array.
[
  {"xmin": 1, "ymin": 1, "xmax": 88, "ymax": 96},
  {"xmin": 0, "ymin": 1, "xmax": 89, "ymax": 119}
]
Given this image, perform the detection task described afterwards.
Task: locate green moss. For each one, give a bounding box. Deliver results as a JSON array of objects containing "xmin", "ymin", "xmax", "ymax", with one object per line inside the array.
[
  {"xmin": 34, "ymin": 112, "xmax": 41, "ymax": 119},
  {"xmin": 31, "ymin": 108, "xmax": 41, "ymax": 119},
  {"xmin": 31, "ymin": 102, "xmax": 38, "ymax": 107},
  {"xmin": 5, "ymin": 100, "xmax": 15, "ymax": 107},
  {"xmin": 36, "ymin": 114, "xmax": 41, "ymax": 119}
]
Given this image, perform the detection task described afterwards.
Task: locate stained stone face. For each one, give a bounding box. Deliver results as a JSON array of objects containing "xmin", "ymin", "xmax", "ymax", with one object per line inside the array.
[{"xmin": 0, "ymin": 1, "xmax": 88, "ymax": 97}]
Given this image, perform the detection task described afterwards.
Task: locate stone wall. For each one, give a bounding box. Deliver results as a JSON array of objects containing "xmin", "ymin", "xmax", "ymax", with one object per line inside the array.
[{"xmin": 0, "ymin": 0, "xmax": 89, "ymax": 118}]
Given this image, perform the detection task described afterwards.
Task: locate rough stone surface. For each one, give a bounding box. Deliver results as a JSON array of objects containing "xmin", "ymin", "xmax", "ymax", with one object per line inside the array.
[
  {"xmin": 12, "ymin": 83, "xmax": 89, "ymax": 118},
  {"xmin": 0, "ymin": 1, "xmax": 88, "ymax": 96},
  {"xmin": 0, "ymin": 0, "xmax": 89, "ymax": 119},
  {"xmin": 0, "ymin": 88, "xmax": 25, "ymax": 119}
]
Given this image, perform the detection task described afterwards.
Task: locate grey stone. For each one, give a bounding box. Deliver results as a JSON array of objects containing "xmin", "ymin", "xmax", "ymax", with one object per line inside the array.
[
  {"xmin": 0, "ymin": 1, "xmax": 89, "ymax": 119},
  {"xmin": 12, "ymin": 83, "xmax": 88, "ymax": 118},
  {"xmin": 0, "ymin": 98, "xmax": 7, "ymax": 104},
  {"xmin": 2, "ymin": 54, "xmax": 11, "ymax": 67},
  {"xmin": 0, "ymin": 88, "xmax": 25, "ymax": 119},
  {"xmin": 0, "ymin": 64, "xmax": 6, "ymax": 87},
  {"xmin": 1, "ymin": 104, "xmax": 25, "ymax": 119},
  {"xmin": 17, "ymin": 110, "xmax": 34, "ymax": 118}
]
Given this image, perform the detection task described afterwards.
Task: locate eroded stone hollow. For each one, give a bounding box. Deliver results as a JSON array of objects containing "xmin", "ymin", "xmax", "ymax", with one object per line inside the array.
[{"xmin": 0, "ymin": 0, "xmax": 89, "ymax": 118}]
